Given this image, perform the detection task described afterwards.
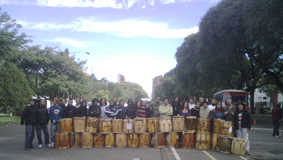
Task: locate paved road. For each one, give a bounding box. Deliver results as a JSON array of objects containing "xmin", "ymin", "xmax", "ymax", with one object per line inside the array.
[{"xmin": 0, "ymin": 117, "xmax": 282, "ymax": 160}]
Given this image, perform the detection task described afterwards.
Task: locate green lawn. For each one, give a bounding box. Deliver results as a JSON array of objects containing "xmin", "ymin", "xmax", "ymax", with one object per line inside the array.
[
  {"xmin": 251, "ymin": 114, "xmax": 272, "ymax": 117},
  {"xmin": 0, "ymin": 116, "xmax": 21, "ymax": 125}
]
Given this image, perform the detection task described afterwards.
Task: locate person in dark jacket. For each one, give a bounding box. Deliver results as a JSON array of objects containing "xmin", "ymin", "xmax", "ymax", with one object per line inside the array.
[
  {"xmin": 77, "ymin": 100, "xmax": 88, "ymax": 117},
  {"xmin": 116, "ymin": 100, "xmax": 127, "ymax": 119},
  {"xmin": 191, "ymin": 102, "xmax": 201, "ymax": 118},
  {"xmin": 145, "ymin": 102, "xmax": 153, "ymax": 118},
  {"xmin": 126, "ymin": 99, "xmax": 136, "ymax": 119},
  {"xmin": 60, "ymin": 99, "xmax": 67, "ymax": 110},
  {"xmin": 63, "ymin": 99, "xmax": 78, "ymax": 118},
  {"xmin": 49, "ymin": 98, "xmax": 63, "ymax": 147},
  {"xmin": 178, "ymin": 101, "xmax": 191, "ymax": 116},
  {"xmin": 88, "ymin": 98, "xmax": 101, "ymax": 118},
  {"xmin": 172, "ymin": 97, "xmax": 182, "ymax": 116},
  {"xmin": 35, "ymin": 99, "xmax": 50, "ymax": 148},
  {"xmin": 223, "ymin": 97, "xmax": 237, "ymax": 137},
  {"xmin": 234, "ymin": 102, "xmax": 251, "ymax": 155},
  {"xmin": 21, "ymin": 99, "xmax": 37, "ymax": 151},
  {"xmin": 104, "ymin": 100, "xmax": 118, "ymax": 119},
  {"xmin": 271, "ymin": 103, "xmax": 282, "ymax": 137}
]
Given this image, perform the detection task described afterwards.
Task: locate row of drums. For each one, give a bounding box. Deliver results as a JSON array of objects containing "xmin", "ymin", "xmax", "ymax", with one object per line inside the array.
[
  {"xmin": 55, "ymin": 131, "xmax": 247, "ymax": 156},
  {"xmin": 58, "ymin": 116, "xmax": 233, "ymax": 134}
]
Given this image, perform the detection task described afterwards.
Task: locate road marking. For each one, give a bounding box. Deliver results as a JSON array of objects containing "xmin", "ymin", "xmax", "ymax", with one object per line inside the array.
[
  {"xmin": 239, "ymin": 156, "xmax": 248, "ymax": 160},
  {"xmin": 170, "ymin": 147, "xmax": 181, "ymax": 160},
  {"xmin": 202, "ymin": 151, "xmax": 217, "ymax": 160},
  {"xmin": 251, "ymin": 128, "xmax": 283, "ymax": 131}
]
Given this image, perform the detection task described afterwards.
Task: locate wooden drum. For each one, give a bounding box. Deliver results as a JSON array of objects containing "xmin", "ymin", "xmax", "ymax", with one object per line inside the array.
[
  {"xmin": 112, "ymin": 119, "xmax": 123, "ymax": 133},
  {"xmin": 82, "ymin": 132, "xmax": 93, "ymax": 148},
  {"xmin": 197, "ymin": 118, "xmax": 211, "ymax": 133},
  {"xmin": 167, "ymin": 132, "xmax": 180, "ymax": 147},
  {"xmin": 182, "ymin": 131, "xmax": 195, "ymax": 148},
  {"xmin": 123, "ymin": 119, "xmax": 134, "ymax": 133},
  {"xmin": 116, "ymin": 133, "xmax": 127, "ymax": 148},
  {"xmin": 73, "ymin": 117, "xmax": 86, "ymax": 132},
  {"xmin": 100, "ymin": 119, "xmax": 112, "ymax": 134},
  {"xmin": 219, "ymin": 135, "xmax": 233, "ymax": 154},
  {"xmin": 70, "ymin": 132, "xmax": 82, "ymax": 148},
  {"xmin": 55, "ymin": 132, "xmax": 70, "ymax": 149},
  {"xmin": 195, "ymin": 132, "xmax": 211, "ymax": 149},
  {"xmin": 128, "ymin": 133, "xmax": 139, "ymax": 148},
  {"xmin": 213, "ymin": 119, "xmax": 223, "ymax": 134},
  {"xmin": 159, "ymin": 117, "xmax": 172, "ymax": 132},
  {"xmin": 134, "ymin": 118, "xmax": 147, "ymax": 134},
  {"xmin": 154, "ymin": 132, "xmax": 166, "ymax": 148},
  {"xmin": 139, "ymin": 133, "xmax": 151, "ymax": 148},
  {"xmin": 147, "ymin": 118, "xmax": 159, "ymax": 133},
  {"xmin": 231, "ymin": 138, "xmax": 247, "ymax": 156},
  {"xmin": 86, "ymin": 117, "xmax": 99, "ymax": 133},
  {"xmin": 59, "ymin": 118, "xmax": 73, "ymax": 133},
  {"xmin": 185, "ymin": 116, "xmax": 197, "ymax": 131},
  {"xmin": 172, "ymin": 116, "xmax": 185, "ymax": 132},
  {"xmin": 93, "ymin": 133, "xmax": 104, "ymax": 147},
  {"xmin": 212, "ymin": 134, "xmax": 219, "ymax": 150},
  {"xmin": 105, "ymin": 133, "xmax": 115, "ymax": 147},
  {"xmin": 221, "ymin": 121, "xmax": 233, "ymax": 135}
]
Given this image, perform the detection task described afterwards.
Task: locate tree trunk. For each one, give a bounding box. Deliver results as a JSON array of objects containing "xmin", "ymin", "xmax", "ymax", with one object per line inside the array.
[{"xmin": 249, "ymin": 89, "xmax": 255, "ymax": 115}]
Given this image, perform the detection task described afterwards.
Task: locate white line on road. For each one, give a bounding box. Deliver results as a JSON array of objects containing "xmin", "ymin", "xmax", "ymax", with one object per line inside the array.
[
  {"xmin": 239, "ymin": 156, "xmax": 248, "ymax": 160},
  {"xmin": 251, "ymin": 128, "xmax": 283, "ymax": 131},
  {"xmin": 170, "ymin": 147, "xmax": 181, "ymax": 160}
]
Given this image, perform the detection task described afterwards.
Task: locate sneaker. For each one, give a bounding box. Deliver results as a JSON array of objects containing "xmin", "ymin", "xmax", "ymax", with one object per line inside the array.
[
  {"xmin": 38, "ymin": 144, "xmax": 43, "ymax": 148},
  {"xmin": 48, "ymin": 143, "xmax": 52, "ymax": 147},
  {"xmin": 274, "ymin": 135, "xmax": 279, "ymax": 138},
  {"xmin": 24, "ymin": 147, "xmax": 30, "ymax": 151},
  {"xmin": 245, "ymin": 151, "xmax": 250, "ymax": 155},
  {"xmin": 50, "ymin": 142, "xmax": 54, "ymax": 147},
  {"xmin": 278, "ymin": 134, "xmax": 282, "ymax": 137}
]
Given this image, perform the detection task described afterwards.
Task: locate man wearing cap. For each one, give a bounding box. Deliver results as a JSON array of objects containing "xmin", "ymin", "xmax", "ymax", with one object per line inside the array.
[
  {"xmin": 21, "ymin": 99, "xmax": 37, "ymax": 151},
  {"xmin": 49, "ymin": 98, "xmax": 63, "ymax": 147}
]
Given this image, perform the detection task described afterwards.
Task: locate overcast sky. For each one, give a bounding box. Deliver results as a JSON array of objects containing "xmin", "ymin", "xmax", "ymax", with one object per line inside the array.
[{"xmin": 1, "ymin": 0, "xmax": 220, "ymax": 98}]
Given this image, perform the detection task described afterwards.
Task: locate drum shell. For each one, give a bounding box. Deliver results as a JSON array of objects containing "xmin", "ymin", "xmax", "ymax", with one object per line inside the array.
[
  {"xmin": 159, "ymin": 117, "xmax": 172, "ymax": 132},
  {"xmin": 73, "ymin": 117, "xmax": 86, "ymax": 132},
  {"xmin": 86, "ymin": 117, "xmax": 99, "ymax": 133},
  {"xmin": 197, "ymin": 118, "xmax": 211, "ymax": 133},
  {"xmin": 59, "ymin": 118, "xmax": 73, "ymax": 133},
  {"xmin": 221, "ymin": 121, "xmax": 233, "ymax": 135},
  {"xmin": 231, "ymin": 138, "xmax": 247, "ymax": 156},
  {"xmin": 70, "ymin": 132, "xmax": 82, "ymax": 148},
  {"xmin": 147, "ymin": 118, "xmax": 159, "ymax": 133},
  {"xmin": 93, "ymin": 133, "xmax": 105, "ymax": 147},
  {"xmin": 219, "ymin": 135, "xmax": 233, "ymax": 154},
  {"xmin": 154, "ymin": 132, "xmax": 166, "ymax": 148},
  {"xmin": 213, "ymin": 119, "xmax": 223, "ymax": 134},
  {"xmin": 139, "ymin": 133, "xmax": 151, "ymax": 148},
  {"xmin": 123, "ymin": 119, "xmax": 134, "ymax": 133},
  {"xmin": 172, "ymin": 116, "xmax": 185, "ymax": 132},
  {"xmin": 55, "ymin": 132, "xmax": 70, "ymax": 149},
  {"xmin": 82, "ymin": 132, "xmax": 93, "ymax": 148},
  {"xmin": 112, "ymin": 119, "xmax": 123, "ymax": 133},
  {"xmin": 105, "ymin": 133, "xmax": 115, "ymax": 147},
  {"xmin": 128, "ymin": 133, "xmax": 139, "ymax": 148},
  {"xmin": 212, "ymin": 134, "xmax": 219, "ymax": 150},
  {"xmin": 100, "ymin": 119, "xmax": 112, "ymax": 134},
  {"xmin": 134, "ymin": 118, "xmax": 147, "ymax": 134},
  {"xmin": 116, "ymin": 133, "xmax": 128, "ymax": 148},
  {"xmin": 185, "ymin": 116, "xmax": 197, "ymax": 131},
  {"xmin": 167, "ymin": 132, "xmax": 180, "ymax": 147},
  {"xmin": 195, "ymin": 132, "xmax": 211, "ymax": 149},
  {"xmin": 182, "ymin": 131, "xmax": 195, "ymax": 148}
]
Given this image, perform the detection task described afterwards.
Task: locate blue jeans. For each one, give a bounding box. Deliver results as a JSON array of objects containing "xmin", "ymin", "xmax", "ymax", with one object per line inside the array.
[
  {"xmin": 36, "ymin": 124, "xmax": 50, "ymax": 145},
  {"xmin": 50, "ymin": 123, "xmax": 60, "ymax": 143},
  {"xmin": 25, "ymin": 125, "xmax": 35, "ymax": 148}
]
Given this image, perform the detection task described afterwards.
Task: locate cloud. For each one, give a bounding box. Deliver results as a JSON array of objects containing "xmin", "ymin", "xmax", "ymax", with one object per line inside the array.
[
  {"xmin": 0, "ymin": 0, "xmax": 218, "ymax": 9},
  {"xmin": 20, "ymin": 19, "xmax": 199, "ymax": 38},
  {"xmin": 45, "ymin": 38, "xmax": 87, "ymax": 48}
]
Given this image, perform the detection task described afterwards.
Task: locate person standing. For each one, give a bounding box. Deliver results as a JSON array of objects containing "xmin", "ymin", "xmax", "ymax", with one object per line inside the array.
[
  {"xmin": 234, "ymin": 102, "xmax": 251, "ymax": 155},
  {"xmin": 77, "ymin": 100, "xmax": 88, "ymax": 117},
  {"xmin": 60, "ymin": 99, "xmax": 67, "ymax": 110},
  {"xmin": 99, "ymin": 98, "xmax": 108, "ymax": 119},
  {"xmin": 88, "ymin": 98, "xmax": 101, "ymax": 118},
  {"xmin": 63, "ymin": 99, "xmax": 78, "ymax": 118},
  {"xmin": 116, "ymin": 100, "xmax": 127, "ymax": 119},
  {"xmin": 21, "ymin": 99, "xmax": 37, "ymax": 151},
  {"xmin": 126, "ymin": 99, "xmax": 136, "ymax": 119},
  {"xmin": 213, "ymin": 102, "xmax": 224, "ymax": 119},
  {"xmin": 199, "ymin": 97, "xmax": 205, "ymax": 106},
  {"xmin": 113, "ymin": 97, "xmax": 118, "ymax": 106},
  {"xmin": 188, "ymin": 97, "xmax": 195, "ymax": 110},
  {"xmin": 208, "ymin": 98, "xmax": 217, "ymax": 110},
  {"xmin": 271, "ymin": 103, "xmax": 282, "ymax": 137},
  {"xmin": 223, "ymin": 97, "xmax": 237, "ymax": 136},
  {"xmin": 191, "ymin": 102, "xmax": 201, "ymax": 118},
  {"xmin": 159, "ymin": 98, "xmax": 173, "ymax": 118},
  {"xmin": 35, "ymin": 99, "xmax": 50, "ymax": 148},
  {"xmin": 199, "ymin": 101, "xmax": 214, "ymax": 120},
  {"xmin": 172, "ymin": 97, "xmax": 182, "ymax": 116},
  {"xmin": 75, "ymin": 98, "xmax": 81, "ymax": 108},
  {"xmin": 178, "ymin": 101, "xmax": 191, "ymax": 116},
  {"xmin": 104, "ymin": 100, "xmax": 118, "ymax": 119},
  {"xmin": 145, "ymin": 102, "xmax": 153, "ymax": 118},
  {"xmin": 49, "ymin": 98, "xmax": 63, "ymax": 147},
  {"xmin": 135, "ymin": 100, "xmax": 146, "ymax": 118},
  {"xmin": 151, "ymin": 96, "xmax": 163, "ymax": 117}
]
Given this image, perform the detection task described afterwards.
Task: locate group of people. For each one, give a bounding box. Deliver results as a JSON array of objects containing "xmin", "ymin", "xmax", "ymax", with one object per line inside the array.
[{"xmin": 21, "ymin": 96, "xmax": 252, "ymax": 154}]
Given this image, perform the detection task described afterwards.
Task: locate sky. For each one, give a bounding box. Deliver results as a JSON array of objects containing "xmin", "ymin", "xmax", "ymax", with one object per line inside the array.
[{"xmin": 1, "ymin": 0, "xmax": 220, "ymax": 98}]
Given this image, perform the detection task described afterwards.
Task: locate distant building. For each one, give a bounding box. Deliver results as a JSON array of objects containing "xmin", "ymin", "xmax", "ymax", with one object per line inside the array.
[
  {"xmin": 118, "ymin": 74, "xmax": 126, "ymax": 83},
  {"xmin": 152, "ymin": 75, "xmax": 162, "ymax": 98}
]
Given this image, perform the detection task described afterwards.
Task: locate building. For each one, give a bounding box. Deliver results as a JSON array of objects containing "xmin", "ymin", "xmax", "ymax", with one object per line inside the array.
[
  {"xmin": 152, "ymin": 75, "xmax": 162, "ymax": 99},
  {"xmin": 118, "ymin": 74, "xmax": 126, "ymax": 83}
]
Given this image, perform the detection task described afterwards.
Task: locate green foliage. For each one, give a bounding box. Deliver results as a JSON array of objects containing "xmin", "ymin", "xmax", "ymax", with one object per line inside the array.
[{"xmin": 93, "ymin": 90, "xmax": 110, "ymax": 100}]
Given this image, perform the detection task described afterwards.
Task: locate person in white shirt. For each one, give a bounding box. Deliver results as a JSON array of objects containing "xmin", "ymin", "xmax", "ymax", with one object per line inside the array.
[
  {"xmin": 208, "ymin": 98, "xmax": 217, "ymax": 110},
  {"xmin": 188, "ymin": 97, "xmax": 195, "ymax": 110}
]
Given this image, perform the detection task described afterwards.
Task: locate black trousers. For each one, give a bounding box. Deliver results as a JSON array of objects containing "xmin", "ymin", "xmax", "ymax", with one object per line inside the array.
[{"xmin": 272, "ymin": 120, "xmax": 280, "ymax": 136}]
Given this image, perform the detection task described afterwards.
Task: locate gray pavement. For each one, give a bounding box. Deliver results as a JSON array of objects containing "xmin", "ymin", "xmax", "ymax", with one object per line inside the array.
[{"xmin": 0, "ymin": 117, "xmax": 282, "ymax": 160}]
